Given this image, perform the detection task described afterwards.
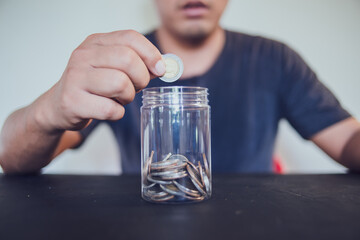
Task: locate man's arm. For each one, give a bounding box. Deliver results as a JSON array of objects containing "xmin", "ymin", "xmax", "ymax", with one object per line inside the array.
[
  {"xmin": 311, "ymin": 117, "xmax": 360, "ymax": 171},
  {"xmin": 0, "ymin": 103, "xmax": 81, "ymax": 174},
  {"xmin": 0, "ymin": 30, "xmax": 165, "ymax": 174}
]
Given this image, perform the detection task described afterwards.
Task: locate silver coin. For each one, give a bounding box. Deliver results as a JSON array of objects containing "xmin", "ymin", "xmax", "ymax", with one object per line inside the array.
[
  {"xmin": 198, "ymin": 161, "xmax": 205, "ymax": 187},
  {"xmin": 147, "ymin": 175, "xmax": 173, "ymax": 185},
  {"xmin": 160, "ymin": 184, "xmax": 185, "ymax": 197},
  {"xmin": 143, "ymin": 182, "xmax": 156, "ymax": 189},
  {"xmin": 145, "ymin": 150, "xmax": 154, "ymax": 175},
  {"xmin": 161, "ymin": 153, "xmax": 172, "ymax": 162},
  {"xmin": 150, "ymin": 195, "xmax": 175, "ymax": 202},
  {"xmin": 151, "ymin": 160, "xmax": 186, "ymax": 172},
  {"xmin": 183, "ymin": 195, "xmax": 205, "ymax": 201},
  {"xmin": 202, "ymin": 171, "xmax": 211, "ymax": 194},
  {"xmin": 148, "ymin": 151, "xmax": 154, "ymax": 174},
  {"xmin": 159, "ymin": 154, "xmax": 188, "ymax": 170},
  {"xmin": 168, "ymin": 154, "xmax": 189, "ymax": 162},
  {"xmin": 144, "ymin": 152, "xmax": 209, "ymax": 202},
  {"xmin": 186, "ymin": 164, "xmax": 203, "ymax": 188},
  {"xmin": 160, "ymin": 171, "xmax": 188, "ymax": 180},
  {"xmin": 151, "ymin": 169, "xmax": 182, "ymax": 177},
  {"xmin": 143, "ymin": 150, "xmax": 154, "ymax": 183},
  {"xmin": 144, "ymin": 189, "xmax": 168, "ymax": 198},
  {"xmin": 173, "ymin": 180, "xmax": 201, "ymax": 197},
  {"xmin": 150, "ymin": 159, "xmax": 179, "ymax": 170},
  {"xmin": 162, "ymin": 161, "xmax": 187, "ymax": 171},
  {"xmin": 202, "ymin": 153, "xmax": 210, "ymax": 177},
  {"xmin": 159, "ymin": 54, "xmax": 184, "ymax": 83},
  {"xmin": 188, "ymin": 174, "xmax": 207, "ymax": 197},
  {"xmin": 186, "ymin": 165, "xmax": 206, "ymax": 197},
  {"xmin": 186, "ymin": 160, "xmax": 200, "ymax": 176}
]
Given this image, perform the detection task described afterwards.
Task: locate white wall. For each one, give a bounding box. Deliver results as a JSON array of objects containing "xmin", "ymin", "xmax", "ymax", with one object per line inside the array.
[{"xmin": 0, "ymin": 0, "xmax": 359, "ymax": 174}]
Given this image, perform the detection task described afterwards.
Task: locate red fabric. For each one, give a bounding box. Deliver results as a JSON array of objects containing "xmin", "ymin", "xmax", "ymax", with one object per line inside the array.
[{"xmin": 273, "ymin": 156, "xmax": 284, "ymax": 174}]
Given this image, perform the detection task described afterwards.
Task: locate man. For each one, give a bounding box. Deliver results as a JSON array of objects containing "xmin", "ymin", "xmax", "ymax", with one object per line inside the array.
[{"xmin": 0, "ymin": 0, "xmax": 359, "ymax": 174}]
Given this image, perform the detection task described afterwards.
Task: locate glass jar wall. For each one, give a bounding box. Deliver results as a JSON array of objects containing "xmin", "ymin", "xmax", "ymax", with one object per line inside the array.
[{"xmin": 141, "ymin": 86, "xmax": 211, "ymax": 203}]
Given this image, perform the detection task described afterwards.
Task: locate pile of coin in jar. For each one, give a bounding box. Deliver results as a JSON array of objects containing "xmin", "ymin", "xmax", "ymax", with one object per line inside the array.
[{"xmin": 142, "ymin": 151, "xmax": 211, "ymax": 202}]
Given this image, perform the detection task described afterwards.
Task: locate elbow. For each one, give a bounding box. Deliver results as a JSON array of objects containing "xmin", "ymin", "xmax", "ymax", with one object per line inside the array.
[
  {"xmin": 0, "ymin": 162, "xmax": 40, "ymax": 175},
  {"xmin": 339, "ymin": 129, "xmax": 360, "ymax": 172},
  {"xmin": 0, "ymin": 150, "xmax": 40, "ymax": 175},
  {"xmin": 0, "ymin": 156, "xmax": 16, "ymax": 175},
  {"xmin": 0, "ymin": 133, "xmax": 16, "ymax": 174},
  {"xmin": 0, "ymin": 155, "xmax": 21, "ymax": 175},
  {"xmin": 0, "ymin": 143, "xmax": 14, "ymax": 174},
  {"xmin": 0, "ymin": 144, "xmax": 8, "ymax": 173}
]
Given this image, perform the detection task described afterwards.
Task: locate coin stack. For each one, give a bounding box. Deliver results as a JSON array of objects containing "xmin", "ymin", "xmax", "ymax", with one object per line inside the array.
[{"xmin": 142, "ymin": 151, "xmax": 211, "ymax": 203}]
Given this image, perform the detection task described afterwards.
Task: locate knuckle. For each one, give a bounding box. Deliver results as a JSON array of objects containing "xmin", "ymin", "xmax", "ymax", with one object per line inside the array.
[
  {"xmin": 141, "ymin": 53, "xmax": 152, "ymax": 64},
  {"xmin": 68, "ymin": 116, "xmax": 82, "ymax": 126},
  {"xmin": 85, "ymin": 33, "xmax": 101, "ymax": 42},
  {"xmin": 116, "ymin": 106, "xmax": 125, "ymax": 119},
  {"xmin": 138, "ymin": 70, "xmax": 151, "ymax": 89},
  {"xmin": 119, "ymin": 109, "xmax": 125, "ymax": 119},
  {"xmin": 133, "ymin": 67, "xmax": 150, "ymax": 90},
  {"xmin": 136, "ymin": 79, "xmax": 148, "ymax": 90},
  {"xmin": 121, "ymin": 29, "xmax": 139, "ymax": 39},
  {"xmin": 121, "ymin": 83, "xmax": 136, "ymax": 104},
  {"xmin": 64, "ymin": 65, "xmax": 77, "ymax": 77},
  {"xmin": 144, "ymin": 48, "xmax": 160, "ymax": 65},
  {"xmin": 116, "ymin": 75, "xmax": 128, "ymax": 93},
  {"xmin": 115, "ymin": 81, "xmax": 135, "ymax": 105},
  {"xmin": 64, "ymin": 65, "xmax": 83, "ymax": 84},
  {"xmin": 70, "ymin": 47, "xmax": 89, "ymax": 62},
  {"xmin": 127, "ymin": 88, "xmax": 136, "ymax": 102},
  {"xmin": 102, "ymin": 103, "xmax": 116, "ymax": 119},
  {"xmin": 123, "ymin": 85, "xmax": 136, "ymax": 103},
  {"xmin": 111, "ymin": 79, "xmax": 128, "ymax": 97},
  {"xmin": 120, "ymin": 47, "xmax": 136, "ymax": 68}
]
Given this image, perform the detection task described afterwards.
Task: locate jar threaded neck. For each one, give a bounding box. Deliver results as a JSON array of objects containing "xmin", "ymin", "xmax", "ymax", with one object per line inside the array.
[{"xmin": 142, "ymin": 86, "xmax": 209, "ymax": 107}]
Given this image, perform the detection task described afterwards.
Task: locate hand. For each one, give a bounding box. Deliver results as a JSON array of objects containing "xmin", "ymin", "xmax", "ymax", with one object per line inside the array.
[{"xmin": 34, "ymin": 30, "xmax": 165, "ymax": 132}]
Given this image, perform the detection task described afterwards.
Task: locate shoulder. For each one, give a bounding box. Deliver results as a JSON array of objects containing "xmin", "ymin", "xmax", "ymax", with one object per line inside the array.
[
  {"xmin": 225, "ymin": 30, "xmax": 299, "ymax": 64},
  {"xmin": 226, "ymin": 30, "xmax": 284, "ymax": 51}
]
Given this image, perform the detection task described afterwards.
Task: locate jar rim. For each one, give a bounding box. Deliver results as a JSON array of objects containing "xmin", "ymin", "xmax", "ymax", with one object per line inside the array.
[
  {"xmin": 142, "ymin": 86, "xmax": 209, "ymax": 106},
  {"xmin": 143, "ymin": 86, "xmax": 208, "ymax": 95}
]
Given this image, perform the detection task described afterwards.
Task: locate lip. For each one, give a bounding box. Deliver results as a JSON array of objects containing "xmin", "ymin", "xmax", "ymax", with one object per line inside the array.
[{"xmin": 181, "ymin": 1, "xmax": 209, "ymax": 18}]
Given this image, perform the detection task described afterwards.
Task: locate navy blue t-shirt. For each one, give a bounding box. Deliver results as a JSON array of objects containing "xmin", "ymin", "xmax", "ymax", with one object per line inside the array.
[{"xmin": 80, "ymin": 30, "xmax": 351, "ymax": 173}]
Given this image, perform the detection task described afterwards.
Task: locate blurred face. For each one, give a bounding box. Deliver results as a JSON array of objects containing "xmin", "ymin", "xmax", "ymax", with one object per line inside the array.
[{"xmin": 154, "ymin": 0, "xmax": 228, "ymax": 42}]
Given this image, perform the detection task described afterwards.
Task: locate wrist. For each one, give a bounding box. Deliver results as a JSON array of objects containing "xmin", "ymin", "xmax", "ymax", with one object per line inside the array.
[{"xmin": 29, "ymin": 86, "xmax": 64, "ymax": 135}]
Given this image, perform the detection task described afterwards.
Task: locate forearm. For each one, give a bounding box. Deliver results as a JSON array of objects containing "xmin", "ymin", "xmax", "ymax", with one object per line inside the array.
[
  {"xmin": 0, "ymin": 30, "xmax": 165, "ymax": 174},
  {"xmin": 340, "ymin": 129, "xmax": 360, "ymax": 172},
  {"xmin": 0, "ymin": 100, "xmax": 64, "ymax": 174}
]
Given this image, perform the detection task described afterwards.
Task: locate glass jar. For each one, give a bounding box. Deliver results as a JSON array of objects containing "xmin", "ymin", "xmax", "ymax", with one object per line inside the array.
[{"xmin": 141, "ymin": 86, "xmax": 211, "ymax": 203}]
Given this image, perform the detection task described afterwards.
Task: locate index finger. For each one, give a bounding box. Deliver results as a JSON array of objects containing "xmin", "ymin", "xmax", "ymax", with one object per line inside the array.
[{"xmin": 81, "ymin": 30, "xmax": 166, "ymax": 77}]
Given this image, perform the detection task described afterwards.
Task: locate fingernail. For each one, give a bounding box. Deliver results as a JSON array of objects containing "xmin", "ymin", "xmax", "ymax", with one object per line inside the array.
[{"xmin": 155, "ymin": 60, "xmax": 166, "ymax": 76}]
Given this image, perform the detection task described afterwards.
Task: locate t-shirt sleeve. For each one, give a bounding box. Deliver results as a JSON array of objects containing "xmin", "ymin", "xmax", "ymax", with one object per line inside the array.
[
  {"xmin": 279, "ymin": 44, "xmax": 351, "ymax": 139},
  {"xmin": 76, "ymin": 119, "xmax": 102, "ymax": 147}
]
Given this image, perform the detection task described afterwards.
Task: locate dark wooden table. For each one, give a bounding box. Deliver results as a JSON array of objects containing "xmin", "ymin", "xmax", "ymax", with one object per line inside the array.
[{"xmin": 0, "ymin": 173, "xmax": 359, "ymax": 240}]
